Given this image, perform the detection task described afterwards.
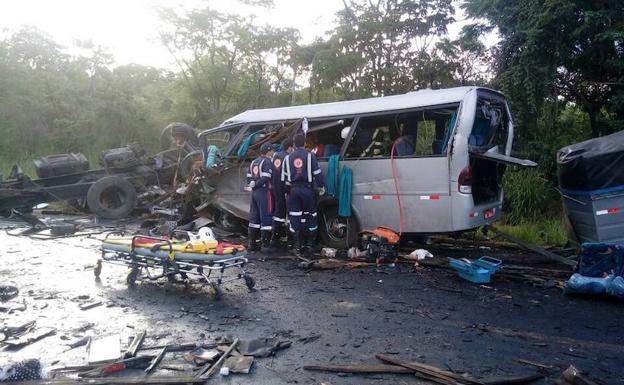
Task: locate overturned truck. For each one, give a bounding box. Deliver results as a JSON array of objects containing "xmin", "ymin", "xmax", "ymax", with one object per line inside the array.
[
  {"xmin": 0, "ymin": 123, "xmax": 200, "ymax": 219},
  {"xmin": 196, "ymin": 86, "xmax": 536, "ymax": 248}
]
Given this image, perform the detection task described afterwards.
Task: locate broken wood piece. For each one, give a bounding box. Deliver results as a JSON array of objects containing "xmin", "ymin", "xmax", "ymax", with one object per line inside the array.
[
  {"xmin": 124, "ymin": 331, "xmax": 146, "ymax": 358},
  {"xmin": 140, "ymin": 342, "xmax": 213, "ymax": 352},
  {"xmin": 312, "ymin": 258, "xmax": 374, "ymax": 270},
  {"xmin": 79, "ymin": 301, "xmax": 102, "ymax": 310},
  {"xmin": 481, "ymin": 373, "xmax": 544, "ymax": 385},
  {"xmin": 513, "ymin": 358, "xmax": 554, "ymax": 370},
  {"xmin": 376, "ymin": 354, "xmax": 479, "ymax": 385},
  {"xmin": 145, "ymin": 346, "xmax": 167, "ymax": 374},
  {"xmin": 3, "ymin": 327, "xmax": 55, "ymax": 349},
  {"xmin": 304, "ymin": 363, "xmax": 414, "ymax": 374},
  {"xmin": 562, "ymin": 365, "xmax": 599, "ymax": 385},
  {"xmin": 188, "ymin": 347, "xmax": 220, "ymax": 365},
  {"xmin": 197, "ymin": 338, "xmax": 239, "ymax": 379},
  {"xmin": 223, "ymin": 356, "xmax": 254, "ymax": 374}
]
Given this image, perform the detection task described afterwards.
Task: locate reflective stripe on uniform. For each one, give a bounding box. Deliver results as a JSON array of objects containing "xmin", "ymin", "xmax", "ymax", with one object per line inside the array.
[
  {"xmin": 285, "ymin": 154, "xmax": 291, "ymax": 182},
  {"xmin": 249, "ymin": 223, "xmax": 261, "ymax": 229},
  {"xmin": 310, "ymin": 212, "xmax": 317, "ymax": 217},
  {"xmin": 261, "ymin": 226, "xmax": 272, "ymax": 230},
  {"xmin": 313, "ymin": 169, "xmax": 321, "ymax": 175},
  {"xmin": 289, "ymin": 211, "xmax": 303, "ymax": 216},
  {"xmin": 307, "ymin": 152, "xmax": 312, "ymax": 183},
  {"xmin": 260, "ymin": 172, "xmax": 271, "ymax": 177},
  {"xmin": 273, "ymin": 217, "xmax": 286, "ymax": 222},
  {"xmin": 309, "ymin": 226, "xmax": 318, "ymax": 231}
]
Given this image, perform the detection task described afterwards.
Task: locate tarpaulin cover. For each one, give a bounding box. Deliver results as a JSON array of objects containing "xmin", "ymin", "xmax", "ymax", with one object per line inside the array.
[{"xmin": 557, "ymin": 130, "xmax": 624, "ymax": 191}]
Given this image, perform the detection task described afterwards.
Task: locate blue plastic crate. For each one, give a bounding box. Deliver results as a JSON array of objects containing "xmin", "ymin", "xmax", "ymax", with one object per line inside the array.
[
  {"xmin": 448, "ymin": 257, "xmax": 502, "ymax": 283},
  {"xmin": 473, "ymin": 256, "xmax": 502, "ymax": 273}
]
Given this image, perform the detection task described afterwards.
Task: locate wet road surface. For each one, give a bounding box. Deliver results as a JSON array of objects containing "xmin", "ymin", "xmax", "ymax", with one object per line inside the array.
[{"xmin": 1, "ymin": 229, "xmax": 623, "ymax": 384}]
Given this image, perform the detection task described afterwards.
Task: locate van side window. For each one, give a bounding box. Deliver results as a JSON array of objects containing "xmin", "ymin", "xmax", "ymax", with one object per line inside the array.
[
  {"xmin": 344, "ymin": 105, "xmax": 458, "ymax": 159},
  {"xmin": 304, "ymin": 118, "xmax": 354, "ymax": 159},
  {"xmin": 201, "ymin": 125, "xmax": 242, "ymax": 156}
]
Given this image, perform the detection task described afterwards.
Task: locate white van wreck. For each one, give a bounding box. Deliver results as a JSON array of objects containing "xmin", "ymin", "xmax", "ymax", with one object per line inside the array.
[{"xmin": 197, "ymin": 86, "xmax": 536, "ymax": 247}]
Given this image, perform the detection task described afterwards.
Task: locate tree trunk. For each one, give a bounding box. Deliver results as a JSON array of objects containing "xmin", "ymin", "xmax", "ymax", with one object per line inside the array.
[{"xmin": 588, "ymin": 110, "xmax": 599, "ymax": 138}]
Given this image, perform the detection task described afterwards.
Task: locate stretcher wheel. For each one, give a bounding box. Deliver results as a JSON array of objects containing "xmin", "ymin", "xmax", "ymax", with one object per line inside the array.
[
  {"xmin": 94, "ymin": 260, "xmax": 102, "ymax": 278},
  {"xmin": 127, "ymin": 268, "xmax": 139, "ymax": 285},
  {"xmin": 244, "ymin": 275, "xmax": 255, "ymax": 290},
  {"xmin": 208, "ymin": 283, "xmax": 222, "ymax": 299}
]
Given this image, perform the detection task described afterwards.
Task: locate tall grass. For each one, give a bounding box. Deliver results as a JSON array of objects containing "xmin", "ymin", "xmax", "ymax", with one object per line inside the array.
[{"xmin": 497, "ymin": 168, "xmax": 568, "ymax": 246}]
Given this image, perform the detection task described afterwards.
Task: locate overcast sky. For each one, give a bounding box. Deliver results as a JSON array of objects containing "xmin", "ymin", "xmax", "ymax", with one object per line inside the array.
[{"xmin": 0, "ymin": 0, "xmax": 475, "ymax": 69}]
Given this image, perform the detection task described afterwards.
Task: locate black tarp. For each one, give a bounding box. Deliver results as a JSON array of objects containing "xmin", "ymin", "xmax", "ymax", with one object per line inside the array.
[{"xmin": 557, "ymin": 130, "xmax": 624, "ymax": 191}]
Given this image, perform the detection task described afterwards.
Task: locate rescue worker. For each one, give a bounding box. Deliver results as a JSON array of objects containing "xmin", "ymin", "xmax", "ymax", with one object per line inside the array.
[
  {"xmin": 282, "ymin": 133, "xmax": 325, "ymax": 257},
  {"xmin": 270, "ymin": 137, "xmax": 294, "ymax": 250},
  {"xmin": 246, "ymin": 143, "xmax": 275, "ymax": 251}
]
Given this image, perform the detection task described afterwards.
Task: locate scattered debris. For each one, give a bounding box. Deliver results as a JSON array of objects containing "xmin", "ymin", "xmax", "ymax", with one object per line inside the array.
[
  {"xmin": 0, "ymin": 285, "xmax": 19, "ymax": 301},
  {"xmin": 405, "ymin": 249, "xmax": 434, "ymax": 261},
  {"xmin": 561, "ymin": 365, "xmax": 598, "ymax": 385},
  {"xmin": 307, "ymin": 354, "xmax": 544, "ymax": 385},
  {"xmin": 88, "ymin": 335, "xmax": 121, "ymax": 365},
  {"xmin": 80, "ymin": 356, "xmax": 155, "ymax": 378},
  {"xmin": 79, "ymin": 301, "xmax": 102, "ymax": 311},
  {"xmin": 223, "ymin": 356, "xmax": 254, "ymax": 374},
  {"xmin": 0, "ymin": 359, "xmax": 43, "ymax": 381},
  {"xmin": 237, "ymin": 337, "xmax": 292, "ymax": 357},
  {"xmin": 187, "ymin": 347, "xmax": 220, "ymax": 365},
  {"xmin": 145, "ymin": 347, "xmax": 167, "ymax": 374},
  {"xmin": 196, "ymin": 338, "xmax": 239, "ymax": 379},
  {"xmin": 3, "ymin": 327, "xmax": 55, "ymax": 349},
  {"xmin": 124, "ymin": 331, "xmax": 146, "ymax": 359}
]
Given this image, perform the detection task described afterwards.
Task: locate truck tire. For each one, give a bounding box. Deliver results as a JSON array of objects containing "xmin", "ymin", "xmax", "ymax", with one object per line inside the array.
[
  {"xmin": 319, "ymin": 204, "xmax": 359, "ymax": 249},
  {"xmin": 87, "ymin": 176, "xmax": 137, "ymax": 219},
  {"xmin": 160, "ymin": 123, "xmax": 198, "ymax": 150}
]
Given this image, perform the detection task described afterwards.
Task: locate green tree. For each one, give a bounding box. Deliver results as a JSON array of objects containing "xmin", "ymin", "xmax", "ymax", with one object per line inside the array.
[{"xmin": 464, "ymin": 0, "xmax": 624, "ymax": 141}]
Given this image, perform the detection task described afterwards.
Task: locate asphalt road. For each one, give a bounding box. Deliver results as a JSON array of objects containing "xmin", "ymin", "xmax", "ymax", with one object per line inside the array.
[{"xmin": 1, "ymin": 229, "xmax": 623, "ymax": 384}]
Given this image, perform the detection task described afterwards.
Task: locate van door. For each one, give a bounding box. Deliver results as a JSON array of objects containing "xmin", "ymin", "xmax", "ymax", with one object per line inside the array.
[{"xmin": 341, "ymin": 105, "xmax": 459, "ymax": 233}]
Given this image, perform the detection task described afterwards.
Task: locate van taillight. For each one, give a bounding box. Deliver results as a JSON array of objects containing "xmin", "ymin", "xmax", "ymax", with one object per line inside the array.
[{"xmin": 458, "ymin": 165, "xmax": 472, "ymax": 194}]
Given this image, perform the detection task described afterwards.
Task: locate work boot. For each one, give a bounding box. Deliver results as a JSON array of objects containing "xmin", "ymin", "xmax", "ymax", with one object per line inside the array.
[
  {"xmin": 247, "ymin": 228, "xmax": 260, "ymax": 252},
  {"xmin": 269, "ymin": 224, "xmax": 283, "ymax": 250},
  {"xmin": 293, "ymin": 231, "xmax": 307, "ymax": 259},
  {"xmin": 260, "ymin": 230, "xmax": 272, "ymax": 252},
  {"xmin": 306, "ymin": 229, "xmax": 319, "ymax": 257}
]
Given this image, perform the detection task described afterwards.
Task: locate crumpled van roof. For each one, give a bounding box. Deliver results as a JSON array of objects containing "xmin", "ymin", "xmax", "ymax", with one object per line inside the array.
[{"xmin": 224, "ymin": 86, "xmax": 501, "ymax": 124}]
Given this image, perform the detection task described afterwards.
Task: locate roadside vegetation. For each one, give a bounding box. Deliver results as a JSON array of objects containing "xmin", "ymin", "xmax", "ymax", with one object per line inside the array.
[{"xmin": 0, "ymin": 1, "xmax": 622, "ymax": 247}]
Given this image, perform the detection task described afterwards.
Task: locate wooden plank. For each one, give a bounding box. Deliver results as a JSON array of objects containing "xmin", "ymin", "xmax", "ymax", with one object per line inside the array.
[
  {"xmin": 304, "ymin": 363, "xmax": 414, "ymax": 374},
  {"xmin": 376, "ymin": 354, "xmax": 479, "ymax": 385},
  {"xmin": 197, "ymin": 338, "xmax": 239, "ymax": 379},
  {"xmin": 513, "ymin": 358, "xmax": 554, "ymax": 370},
  {"xmin": 488, "ymin": 226, "xmax": 576, "ymax": 267},
  {"xmin": 18, "ymin": 376, "xmax": 206, "ymax": 385},
  {"xmin": 124, "ymin": 331, "xmax": 146, "ymax": 358},
  {"xmin": 481, "ymin": 373, "xmax": 544, "ymax": 385},
  {"xmin": 145, "ymin": 346, "xmax": 167, "ymax": 374}
]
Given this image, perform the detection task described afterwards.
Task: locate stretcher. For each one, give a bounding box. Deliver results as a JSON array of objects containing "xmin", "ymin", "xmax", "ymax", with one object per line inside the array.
[{"xmin": 96, "ymin": 233, "xmax": 254, "ymax": 297}]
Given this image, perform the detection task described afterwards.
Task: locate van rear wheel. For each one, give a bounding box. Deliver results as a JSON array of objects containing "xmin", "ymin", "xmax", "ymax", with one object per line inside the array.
[{"xmin": 319, "ymin": 205, "xmax": 358, "ymax": 249}]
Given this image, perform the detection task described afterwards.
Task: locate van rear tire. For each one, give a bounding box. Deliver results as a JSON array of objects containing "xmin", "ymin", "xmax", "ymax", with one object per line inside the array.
[{"xmin": 319, "ymin": 205, "xmax": 358, "ymax": 249}]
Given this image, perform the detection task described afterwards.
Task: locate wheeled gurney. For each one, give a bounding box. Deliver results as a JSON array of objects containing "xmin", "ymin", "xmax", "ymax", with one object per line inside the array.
[{"xmin": 96, "ymin": 233, "xmax": 254, "ymax": 297}]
